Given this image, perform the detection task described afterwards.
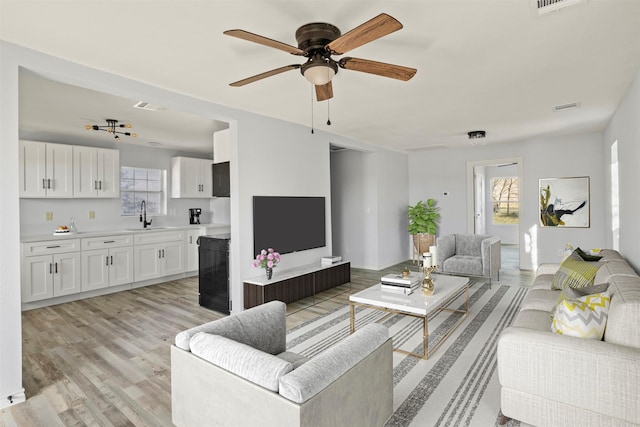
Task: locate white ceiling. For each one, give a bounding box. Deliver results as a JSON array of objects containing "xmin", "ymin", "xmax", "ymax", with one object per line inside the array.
[{"xmin": 4, "ymin": 0, "xmax": 640, "ymax": 153}]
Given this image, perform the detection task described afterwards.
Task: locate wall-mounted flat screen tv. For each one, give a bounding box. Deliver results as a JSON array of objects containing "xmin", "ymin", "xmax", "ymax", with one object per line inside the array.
[{"xmin": 253, "ymin": 196, "xmax": 326, "ymax": 255}]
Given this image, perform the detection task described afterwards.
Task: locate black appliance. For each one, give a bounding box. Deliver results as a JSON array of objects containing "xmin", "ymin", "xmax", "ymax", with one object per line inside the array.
[
  {"xmin": 212, "ymin": 162, "xmax": 230, "ymax": 197},
  {"xmin": 198, "ymin": 235, "xmax": 230, "ymax": 314},
  {"xmin": 189, "ymin": 208, "xmax": 202, "ymax": 224}
]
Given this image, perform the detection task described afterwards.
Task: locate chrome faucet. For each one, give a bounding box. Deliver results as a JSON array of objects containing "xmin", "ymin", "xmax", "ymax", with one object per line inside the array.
[{"xmin": 140, "ymin": 200, "xmax": 152, "ymax": 228}]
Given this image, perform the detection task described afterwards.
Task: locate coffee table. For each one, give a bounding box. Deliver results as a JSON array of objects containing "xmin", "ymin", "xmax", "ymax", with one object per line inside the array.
[{"xmin": 349, "ymin": 274, "xmax": 469, "ymax": 359}]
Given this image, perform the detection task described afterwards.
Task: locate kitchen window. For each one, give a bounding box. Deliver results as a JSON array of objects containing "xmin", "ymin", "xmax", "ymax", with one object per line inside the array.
[{"xmin": 120, "ymin": 167, "xmax": 167, "ymax": 216}]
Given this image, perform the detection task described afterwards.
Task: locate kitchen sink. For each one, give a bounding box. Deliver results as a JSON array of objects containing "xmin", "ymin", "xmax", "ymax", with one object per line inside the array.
[{"xmin": 124, "ymin": 227, "xmax": 173, "ymax": 231}]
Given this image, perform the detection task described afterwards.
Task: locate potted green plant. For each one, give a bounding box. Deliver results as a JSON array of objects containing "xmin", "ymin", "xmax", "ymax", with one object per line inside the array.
[{"xmin": 407, "ymin": 198, "xmax": 440, "ymax": 256}]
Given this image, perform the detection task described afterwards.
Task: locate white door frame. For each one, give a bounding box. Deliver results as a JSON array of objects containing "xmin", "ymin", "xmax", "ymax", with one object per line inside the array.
[{"xmin": 466, "ymin": 157, "xmax": 524, "ymax": 267}]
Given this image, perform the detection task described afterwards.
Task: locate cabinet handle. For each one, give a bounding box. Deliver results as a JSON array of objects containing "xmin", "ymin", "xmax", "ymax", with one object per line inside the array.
[
  {"xmin": 98, "ymin": 180, "xmax": 103, "ymax": 190},
  {"xmin": 54, "ymin": 263, "xmax": 58, "ymax": 274},
  {"xmin": 94, "ymin": 180, "xmax": 98, "ymax": 190},
  {"xmin": 110, "ymin": 255, "xmax": 113, "ymax": 265},
  {"xmin": 162, "ymin": 249, "xmax": 165, "ymax": 258},
  {"xmin": 158, "ymin": 250, "xmax": 162, "ymax": 259},
  {"xmin": 47, "ymin": 179, "xmax": 52, "ymax": 189},
  {"xmin": 104, "ymin": 240, "xmax": 115, "ymax": 244},
  {"xmin": 106, "ymin": 256, "xmax": 109, "ymax": 266},
  {"xmin": 49, "ymin": 263, "xmax": 53, "ymax": 274},
  {"xmin": 46, "ymin": 245, "xmax": 61, "ymax": 249},
  {"xmin": 43, "ymin": 179, "xmax": 47, "ymax": 189}
]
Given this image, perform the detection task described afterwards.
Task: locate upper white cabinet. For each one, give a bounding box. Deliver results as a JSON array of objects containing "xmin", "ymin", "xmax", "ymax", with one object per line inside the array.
[
  {"xmin": 73, "ymin": 146, "xmax": 120, "ymax": 198},
  {"xmin": 19, "ymin": 140, "xmax": 73, "ymax": 198},
  {"xmin": 213, "ymin": 129, "xmax": 230, "ymax": 164},
  {"xmin": 171, "ymin": 156, "xmax": 213, "ymax": 198}
]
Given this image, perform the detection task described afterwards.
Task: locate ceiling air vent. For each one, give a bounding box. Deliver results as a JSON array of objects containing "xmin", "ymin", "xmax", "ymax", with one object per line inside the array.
[
  {"xmin": 553, "ymin": 102, "xmax": 581, "ymax": 112},
  {"xmin": 535, "ymin": 0, "xmax": 583, "ymax": 15},
  {"xmin": 133, "ymin": 101, "xmax": 163, "ymax": 111}
]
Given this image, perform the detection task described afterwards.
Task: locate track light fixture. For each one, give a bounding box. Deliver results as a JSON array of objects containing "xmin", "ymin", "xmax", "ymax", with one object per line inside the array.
[{"xmin": 85, "ymin": 119, "xmax": 137, "ymax": 140}]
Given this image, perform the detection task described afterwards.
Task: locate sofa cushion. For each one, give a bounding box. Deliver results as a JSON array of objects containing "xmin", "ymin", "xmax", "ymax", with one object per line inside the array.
[
  {"xmin": 175, "ymin": 300, "xmax": 286, "ymax": 354},
  {"xmin": 520, "ymin": 289, "xmax": 559, "ymax": 312},
  {"xmin": 511, "ymin": 309, "xmax": 553, "ymax": 331},
  {"xmin": 278, "ymin": 323, "xmax": 389, "ymax": 404},
  {"xmin": 189, "ymin": 332, "xmax": 293, "ymax": 392},
  {"xmin": 604, "ymin": 275, "xmax": 640, "ymax": 348},
  {"xmin": 551, "ymin": 292, "xmax": 610, "ymax": 340},
  {"xmin": 442, "ymin": 255, "xmax": 483, "ymax": 276},
  {"xmin": 552, "ymin": 251, "xmax": 601, "ymax": 290}
]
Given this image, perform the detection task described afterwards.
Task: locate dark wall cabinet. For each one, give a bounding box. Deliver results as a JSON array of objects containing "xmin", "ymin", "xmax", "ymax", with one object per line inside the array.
[{"xmin": 212, "ymin": 162, "xmax": 230, "ymax": 197}]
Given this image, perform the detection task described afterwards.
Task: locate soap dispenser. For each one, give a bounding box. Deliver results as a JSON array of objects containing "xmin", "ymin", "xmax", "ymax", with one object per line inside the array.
[{"xmin": 69, "ymin": 217, "xmax": 77, "ymax": 233}]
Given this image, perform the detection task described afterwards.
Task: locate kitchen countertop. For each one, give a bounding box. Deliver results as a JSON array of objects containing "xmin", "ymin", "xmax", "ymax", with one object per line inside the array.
[{"xmin": 21, "ymin": 223, "xmax": 231, "ymax": 243}]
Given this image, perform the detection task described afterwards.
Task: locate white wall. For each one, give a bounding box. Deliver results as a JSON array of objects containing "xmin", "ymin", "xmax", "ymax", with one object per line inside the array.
[
  {"xmin": 19, "ymin": 142, "xmax": 223, "ymax": 235},
  {"xmin": 604, "ymin": 67, "xmax": 640, "ymax": 272},
  {"xmin": 409, "ymin": 132, "xmax": 607, "ymax": 270},
  {"xmin": 330, "ymin": 148, "xmax": 408, "ymax": 270}
]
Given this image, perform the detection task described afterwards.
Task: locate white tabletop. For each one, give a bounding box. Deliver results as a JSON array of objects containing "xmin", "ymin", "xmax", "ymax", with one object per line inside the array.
[{"xmin": 349, "ymin": 274, "xmax": 469, "ymax": 316}]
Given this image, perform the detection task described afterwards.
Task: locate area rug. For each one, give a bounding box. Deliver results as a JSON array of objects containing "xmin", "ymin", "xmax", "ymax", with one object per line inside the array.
[{"xmin": 286, "ymin": 282, "xmax": 528, "ymax": 427}]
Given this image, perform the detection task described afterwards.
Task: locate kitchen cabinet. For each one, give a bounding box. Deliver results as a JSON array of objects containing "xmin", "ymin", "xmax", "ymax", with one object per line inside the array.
[
  {"xmin": 81, "ymin": 235, "xmax": 134, "ymax": 291},
  {"xmin": 185, "ymin": 228, "xmax": 204, "ymax": 273},
  {"xmin": 21, "ymin": 239, "xmax": 81, "ymax": 302},
  {"xmin": 171, "ymin": 156, "xmax": 213, "ymax": 198},
  {"xmin": 19, "ymin": 140, "xmax": 74, "ymax": 198},
  {"xmin": 133, "ymin": 230, "xmax": 185, "ymax": 282},
  {"xmin": 73, "ymin": 146, "xmax": 120, "ymax": 198}
]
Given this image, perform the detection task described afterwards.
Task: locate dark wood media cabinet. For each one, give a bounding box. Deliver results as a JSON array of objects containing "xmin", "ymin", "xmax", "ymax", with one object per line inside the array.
[{"xmin": 243, "ymin": 261, "xmax": 351, "ymax": 309}]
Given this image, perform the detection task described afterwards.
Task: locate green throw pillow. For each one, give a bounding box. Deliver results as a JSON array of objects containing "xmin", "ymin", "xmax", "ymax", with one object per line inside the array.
[
  {"xmin": 575, "ymin": 247, "xmax": 603, "ymax": 262},
  {"xmin": 552, "ymin": 251, "xmax": 601, "ymax": 290}
]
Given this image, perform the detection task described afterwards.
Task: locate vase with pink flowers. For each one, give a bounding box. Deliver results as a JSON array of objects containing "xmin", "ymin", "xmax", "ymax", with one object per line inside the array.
[{"xmin": 252, "ymin": 248, "xmax": 281, "ymax": 280}]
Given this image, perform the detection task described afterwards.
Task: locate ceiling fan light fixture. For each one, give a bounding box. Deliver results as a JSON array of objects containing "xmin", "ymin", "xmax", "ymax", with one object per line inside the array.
[{"xmin": 301, "ymin": 55, "xmax": 338, "ymax": 86}]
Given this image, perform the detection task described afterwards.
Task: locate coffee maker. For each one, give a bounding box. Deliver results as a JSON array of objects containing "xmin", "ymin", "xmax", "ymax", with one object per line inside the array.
[{"xmin": 189, "ymin": 208, "xmax": 202, "ymax": 224}]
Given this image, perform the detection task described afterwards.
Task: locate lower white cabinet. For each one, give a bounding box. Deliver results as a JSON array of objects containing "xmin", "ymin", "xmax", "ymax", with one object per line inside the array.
[
  {"xmin": 133, "ymin": 231, "xmax": 185, "ymax": 282},
  {"xmin": 22, "ymin": 251, "xmax": 81, "ymax": 302},
  {"xmin": 82, "ymin": 246, "xmax": 134, "ymax": 291}
]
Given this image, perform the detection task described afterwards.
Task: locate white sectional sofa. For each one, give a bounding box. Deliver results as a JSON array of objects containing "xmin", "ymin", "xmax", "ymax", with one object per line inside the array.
[
  {"xmin": 171, "ymin": 301, "xmax": 393, "ymax": 427},
  {"xmin": 497, "ymin": 249, "xmax": 640, "ymax": 426}
]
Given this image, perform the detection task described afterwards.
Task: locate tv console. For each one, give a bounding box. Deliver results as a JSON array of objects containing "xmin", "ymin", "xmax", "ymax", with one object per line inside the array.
[{"xmin": 243, "ymin": 261, "xmax": 350, "ymax": 309}]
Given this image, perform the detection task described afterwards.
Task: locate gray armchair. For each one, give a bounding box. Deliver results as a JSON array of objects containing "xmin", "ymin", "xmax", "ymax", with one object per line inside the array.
[
  {"xmin": 172, "ymin": 301, "xmax": 393, "ymax": 427},
  {"xmin": 436, "ymin": 234, "xmax": 501, "ymax": 284}
]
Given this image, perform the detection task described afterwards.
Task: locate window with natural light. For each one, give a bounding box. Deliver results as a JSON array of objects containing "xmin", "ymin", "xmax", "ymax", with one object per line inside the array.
[
  {"xmin": 120, "ymin": 167, "xmax": 166, "ymax": 216},
  {"xmin": 611, "ymin": 141, "xmax": 620, "ymax": 250},
  {"xmin": 492, "ymin": 177, "xmax": 519, "ymax": 224}
]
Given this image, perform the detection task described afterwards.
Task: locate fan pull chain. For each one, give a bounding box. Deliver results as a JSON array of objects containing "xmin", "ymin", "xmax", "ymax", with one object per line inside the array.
[
  {"xmin": 310, "ymin": 84, "xmax": 315, "ymax": 134},
  {"xmin": 327, "ymin": 100, "xmax": 331, "ymax": 126}
]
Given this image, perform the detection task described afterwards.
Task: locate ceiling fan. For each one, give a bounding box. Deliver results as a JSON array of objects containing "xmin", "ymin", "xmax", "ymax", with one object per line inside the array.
[{"xmin": 224, "ymin": 13, "xmax": 417, "ymax": 101}]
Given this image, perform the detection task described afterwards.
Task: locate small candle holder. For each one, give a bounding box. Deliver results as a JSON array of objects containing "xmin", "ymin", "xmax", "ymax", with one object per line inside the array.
[{"xmin": 422, "ymin": 265, "xmax": 438, "ymax": 296}]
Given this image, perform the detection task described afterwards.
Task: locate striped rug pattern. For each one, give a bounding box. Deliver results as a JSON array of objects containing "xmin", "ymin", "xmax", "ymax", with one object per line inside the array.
[{"xmin": 286, "ymin": 282, "xmax": 528, "ymax": 427}]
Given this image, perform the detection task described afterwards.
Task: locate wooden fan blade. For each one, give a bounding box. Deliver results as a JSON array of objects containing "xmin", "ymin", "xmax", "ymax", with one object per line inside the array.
[
  {"xmin": 229, "ymin": 64, "xmax": 301, "ymax": 87},
  {"xmin": 224, "ymin": 29, "xmax": 304, "ymax": 55},
  {"xmin": 315, "ymin": 82, "xmax": 333, "ymax": 101},
  {"xmin": 339, "ymin": 57, "xmax": 416, "ymax": 81},
  {"xmin": 326, "ymin": 13, "xmax": 403, "ymax": 55}
]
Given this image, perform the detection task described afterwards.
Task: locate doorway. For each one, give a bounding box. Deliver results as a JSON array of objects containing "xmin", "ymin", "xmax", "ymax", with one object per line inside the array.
[{"xmin": 466, "ymin": 157, "xmax": 523, "ymax": 269}]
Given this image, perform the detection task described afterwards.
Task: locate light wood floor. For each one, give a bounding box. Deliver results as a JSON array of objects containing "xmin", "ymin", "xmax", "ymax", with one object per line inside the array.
[{"xmin": 0, "ymin": 247, "xmax": 532, "ymax": 426}]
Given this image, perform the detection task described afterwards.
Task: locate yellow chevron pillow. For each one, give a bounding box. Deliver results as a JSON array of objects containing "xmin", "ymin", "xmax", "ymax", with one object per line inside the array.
[{"xmin": 551, "ymin": 292, "xmax": 610, "ymax": 340}]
